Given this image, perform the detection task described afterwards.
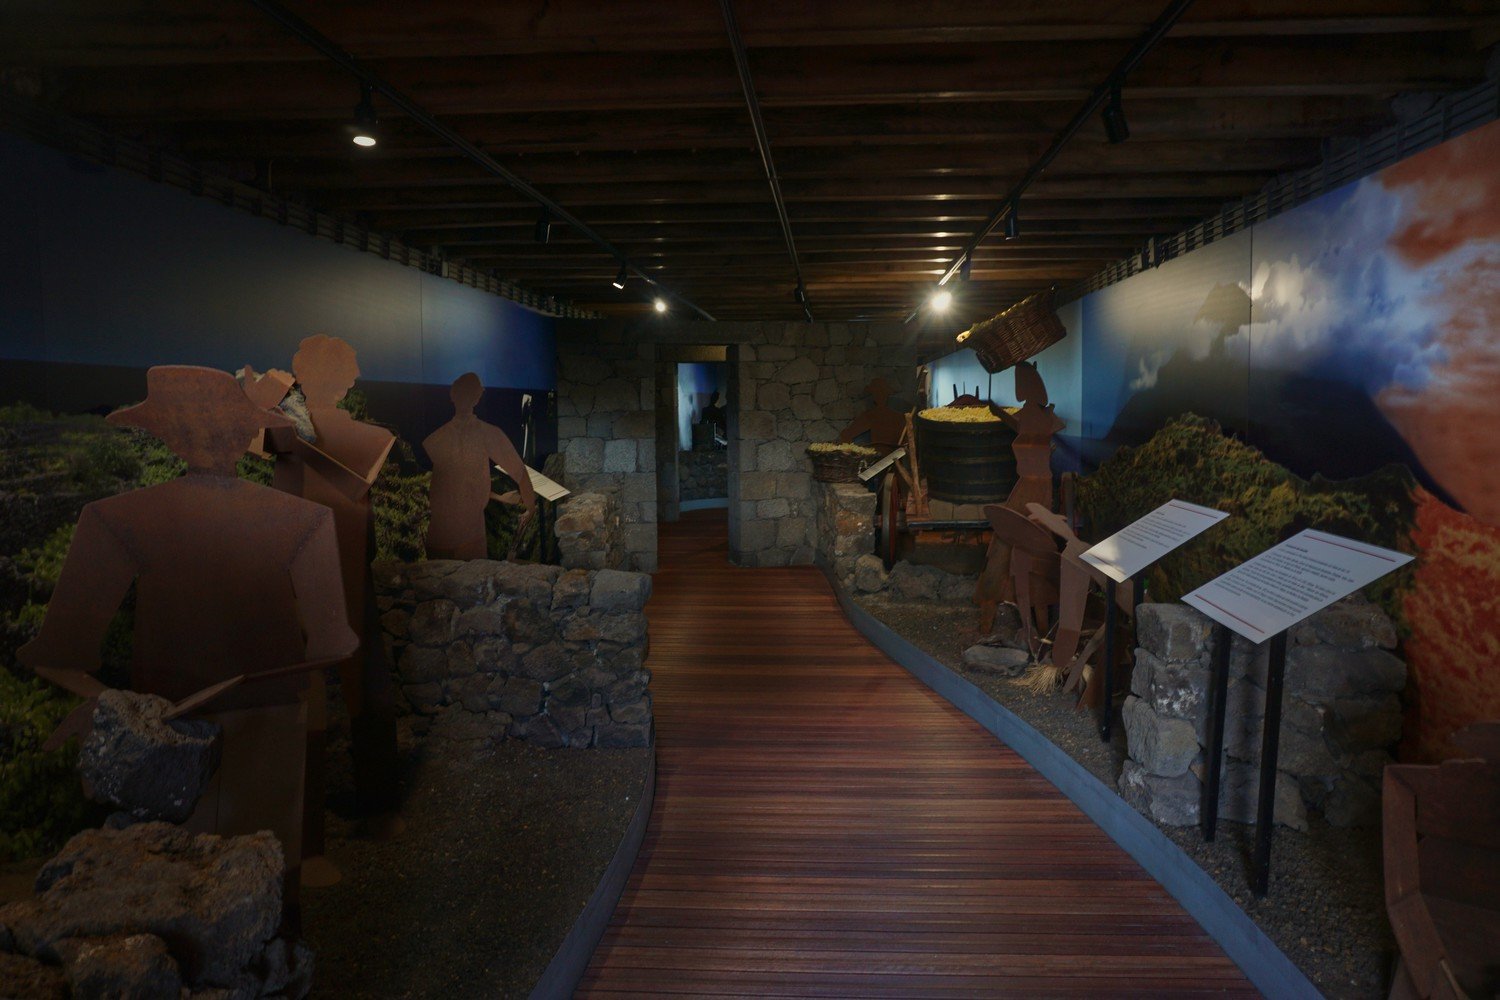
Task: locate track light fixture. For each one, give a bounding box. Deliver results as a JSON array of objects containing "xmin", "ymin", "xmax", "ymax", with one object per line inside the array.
[
  {"xmin": 1004, "ymin": 202, "xmax": 1020, "ymax": 241},
  {"xmin": 958, "ymin": 256, "xmax": 972, "ymax": 282},
  {"xmin": 612, "ymin": 263, "xmax": 628, "ymax": 290},
  {"xmin": 533, "ymin": 210, "xmax": 552, "ymax": 244},
  {"xmin": 653, "ymin": 296, "xmax": 668, "ymax": 314},
  {"xmin": 929, "ymin": 287, "xmax": 953, "ymax": 313},
  {"xmin": 793, "ymin": 282, "xmax": 806, "ymax": 305},
  {"xmin": 348, "ymin": 83, "xmax": 378, "ymax": 147},
  {"xmin": 1102, "ymin": 85, "xmax": 1130, "ymax": 144}
]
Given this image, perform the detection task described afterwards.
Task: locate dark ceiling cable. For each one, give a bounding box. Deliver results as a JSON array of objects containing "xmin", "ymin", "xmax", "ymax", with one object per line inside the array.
[
  {"xmin": 907, "ymin": 0, "xmax": 1195, "ymax": 323},
  {"xmin": 243, "ymin": 0, "xmax": 716, "ymax": 320},
  {"xmin": 720, "ymin": 0, "xmax": 812, "ymax": 323}
]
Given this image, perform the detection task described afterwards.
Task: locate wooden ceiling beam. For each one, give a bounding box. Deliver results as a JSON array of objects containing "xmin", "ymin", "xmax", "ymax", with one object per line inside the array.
[
  {"xmin": 304, "ymin": 173, "xmax": 1277, "ymax": 212},
  {"xmin": 8, "ymin": 1, "xmax": 1494, "ymax": 64},
  {"xmin": 249, "ymin": 138, "xmax": 1316, "ymax": 190},
  {"xmin": 37, "ymin": 36, "xmax": 1485, "ymax": 119},
  {"xmin": 149, "ymin": 95, "xmax": 1395, "ymax": 159}
]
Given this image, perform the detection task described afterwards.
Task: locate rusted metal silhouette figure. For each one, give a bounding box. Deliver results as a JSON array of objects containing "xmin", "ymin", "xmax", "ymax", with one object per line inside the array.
[
  {"xmin": 265, "ymin": 335, "xmax": 398, "ymax": 860},
  {"xmin": 975, "ymin": 363, "xmax": 1067, "ymax": 628},
  {"xmin": 17, "ymin": 366, "xmax": 357, "ymax": 906},
  {"xmin": 839, "ymin": 376, "xmax": 906, "ymax": 452},
  {"xmin": 423, "ymin": 372, "xmax": 535, "ymax": 561}
]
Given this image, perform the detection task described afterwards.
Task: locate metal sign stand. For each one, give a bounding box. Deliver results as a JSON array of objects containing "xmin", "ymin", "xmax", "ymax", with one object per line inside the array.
[
  {"xmin": 1199, "ymin": 623, "xmax": 1290, "ymax": 897},
  {"xmin": 1098, "ymin": 570, "xmax": 1145, "ymax": 744}
]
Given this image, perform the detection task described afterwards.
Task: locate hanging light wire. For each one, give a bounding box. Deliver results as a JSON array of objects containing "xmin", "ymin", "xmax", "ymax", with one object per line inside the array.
[{"xmin": 245, "ymin": 0, "xmax": 715, "ymax": 320}]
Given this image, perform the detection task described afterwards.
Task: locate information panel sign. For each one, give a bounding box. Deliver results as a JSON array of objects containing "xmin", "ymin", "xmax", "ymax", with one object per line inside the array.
[
  {"xmin": 1080, "ymin": 499, "xmax": 1228, "ymax": 584},
  {"xmin": 1183, "ymin": 529, "xmax": 1412, "ymax": 643}
]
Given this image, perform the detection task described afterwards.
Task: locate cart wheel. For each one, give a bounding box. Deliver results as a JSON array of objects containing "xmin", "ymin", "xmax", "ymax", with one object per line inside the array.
[{"xmin": 881, "ymin": 472, "xmax": 899, "ymax": 570}]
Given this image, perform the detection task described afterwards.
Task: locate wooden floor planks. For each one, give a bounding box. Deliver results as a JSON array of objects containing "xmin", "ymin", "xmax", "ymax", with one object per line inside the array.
[{"xmin": 577, "ymin": 511, "xmax": 1257, "ymax": 999}]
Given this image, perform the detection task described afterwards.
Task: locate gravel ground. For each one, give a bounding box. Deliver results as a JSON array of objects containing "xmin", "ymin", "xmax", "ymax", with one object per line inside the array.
[
  {"xmin": 303, "ymin": 737, "xmax": 650, "ymax": 999},
  {"xmin": 855, "ymin": 592, "xmax": 1393, "ymax": 1000}
]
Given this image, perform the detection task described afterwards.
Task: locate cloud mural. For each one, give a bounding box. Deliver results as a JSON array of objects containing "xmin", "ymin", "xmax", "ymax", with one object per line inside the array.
[{"xmin": 1076, "ymin": 117, "xmax": 1500, "ymax": 760}]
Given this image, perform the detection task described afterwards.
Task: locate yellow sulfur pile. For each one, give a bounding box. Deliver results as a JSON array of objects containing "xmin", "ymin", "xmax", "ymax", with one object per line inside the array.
[
  {"xmin": 917, "ymin": 406, "xmax": 1003, "ymax": 423},
  {"xmin": 807, "ymin": 442, "xmax": 880, "ymax": 455}
]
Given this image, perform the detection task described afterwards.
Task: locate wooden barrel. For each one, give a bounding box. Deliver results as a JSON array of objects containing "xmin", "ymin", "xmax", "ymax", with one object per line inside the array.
[{"xmin": 914, "ymin": 414, "xmax": 1017, "ymax": 503}]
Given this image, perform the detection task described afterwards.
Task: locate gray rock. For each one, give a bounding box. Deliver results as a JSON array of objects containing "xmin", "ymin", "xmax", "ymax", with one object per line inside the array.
[
  {"xmin": 1294, "ymin": 594, "xmax": 1398, "ymax": 650},
  {"xmin": 595, "ymin": 721, "xmax": 651, "ymax": 748},
  {"xmin": 1122, "ymin": 697, "xmax": 1200, "ymax": 778},
  {"xmin": 1323, "ymin": 773, "xmax": 1381, "ymax": 828},
  {"xmin": 938, "ymin": 574, "xmax": 975, "ymax": 603},
  {"xmin": 1, "ymin": 824, "xmax": 283, "ymax": 987},
  {"xmin": 407, "ymin": 599, "xmax": 459, "ymax": 646},
  {"xmin": 961, "ymin": 644, "xmax": 1030, "ymax": 677},
  {"xmin": 79, "ymin": 691, "xmax": 222, "ymax": 825},
  {"xmin": 1119, "ymin": 759, "xmax": 1201, "ymax": 826},
  {"xmin": 488, "ymin": 676, "xmax": 543, "ymax": 716},
  {"xmin": 66, "ymin": 933, "xmax": 182, "ymax": 1000},
  {"xmin": 508, "ymin": 713, "xmax": 566, "ymax": 749},
  {"xmin": 514, "ymin": 643, "xmax": 575, "ymax": 684},
  {"xmin": 1286, "ymin": 645, "xmax": 1406, "ymax": 702},
  {"xmin": 1210, "ymin": 761, "xmax": 1309, "ymax": 831},
  {"xmin": 398, "ymin": 646, "xmax": 449, "ymax": 684},
  {"xmin": 551, "ymin": 569, "xmax": 592, "ymax": 611},
  {"xmin": 591, "ymin": 569, "xmax": 652, "ymax": 613},
  {"xmin": 0, "ymin": 951, "xmax": 68, "ymax": 999},
  {"xmin": 777, "ymin": 357, "xmax": 820, "ymax": 385},
  {"xmin": 887, "ymin": 561, "xmax": 940, "ymax": 601},
  {"xmin": 1136, "ymin": 604, "xmax": 1215, "ymax": 664},
  {"xmin": 852, "ymin": 554, "xmax": 882, "ymax": 593}
]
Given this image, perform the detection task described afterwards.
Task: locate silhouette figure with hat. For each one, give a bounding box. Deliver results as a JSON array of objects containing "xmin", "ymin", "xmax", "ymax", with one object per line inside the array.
[
  {"xmin": 838, "ymin": 376, "xmax": 905, "ymax": 452},
  {"xmin": 19, "ymin": 365, "xmax": 357, "ymax": 911},
  {"xmin": 423, "ymin": 372, "xmax": 536, "ymax": 560},
  {"xmin": 264, "ymin": 334, "xmax": 399, "ymax": 876}
]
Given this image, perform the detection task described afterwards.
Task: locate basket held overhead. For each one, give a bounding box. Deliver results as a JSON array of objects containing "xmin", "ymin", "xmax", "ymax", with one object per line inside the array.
[{"xmin": 956, "ymin": 289, "xmax": 1066, "ymax": 374}]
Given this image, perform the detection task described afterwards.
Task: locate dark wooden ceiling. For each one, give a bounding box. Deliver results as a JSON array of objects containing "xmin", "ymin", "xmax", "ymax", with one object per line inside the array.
[{"xmin": 4, "ymin": 1, "xmax": 1497, "ymax": 325}]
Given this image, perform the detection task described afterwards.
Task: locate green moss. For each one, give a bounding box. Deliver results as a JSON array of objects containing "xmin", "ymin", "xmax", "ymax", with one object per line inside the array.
[
  {"xmin": 1075, "ymin": 415, "xmax": 1417, "ymax": 623},
  {"xmin": 0, "ymin": 670, "xmax": 97, "ymax": 861}
]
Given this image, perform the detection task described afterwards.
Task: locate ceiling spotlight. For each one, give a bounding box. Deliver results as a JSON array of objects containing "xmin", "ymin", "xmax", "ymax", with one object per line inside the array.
[
  {"xmin": 929, "ymin": 287, "xmax": 953, "ymax": 312},
  {"xmin": 348, "ymin": 83, "xmax": 379, "ymax": 148},
  {"xmin": 1102, "ymin": 85, "xmax": 1130, "ymax": 144},
  {"xmin": 533, "ymin": 210, "xmax": 552, "ymax": 245},
  {"xmin": 612, "ymin": 263, "xmax": 628, "ymax": 290},
  {"xmin": 1004, "ymin": 203, "xmax": 1020, "ymax": 241},
  {"xmin": 653, "ymin": 297, "xmax": 668, "ymax": 314},
  {"xmin": 958, "ymin": 256, "xmax": 973, "ymax": 282},
  {"xmin": 793, "ymin": 282, "xmax": 806, "ymax": 304}
]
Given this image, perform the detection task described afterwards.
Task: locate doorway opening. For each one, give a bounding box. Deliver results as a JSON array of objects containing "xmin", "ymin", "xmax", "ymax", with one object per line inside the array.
[{"xmin": 654, "ymin": 345, "xmax": 731, "ymax": 525}]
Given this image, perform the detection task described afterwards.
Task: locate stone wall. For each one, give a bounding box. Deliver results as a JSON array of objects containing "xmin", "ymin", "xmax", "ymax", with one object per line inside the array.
[
  {"xmin": 680, "ymin": 449, "xmax": 728, "ymax": 502},
  {"xmin": 555, "ymin": 325, "xmax": 657, "ymax": 572},
  {"xmin": 374, "ymin": 560, "xmax": 653, "ymax": 750},
  {"xmin": 1120, "ymin": 595, "xmax": 1405, "ymax": 831},
  {"xmin": 813, "ymin": 481, "xmax": 876, "ymax": 588},
  {"xmin": 732, "ymin": 327, "xmax": 910, "ymax": 567},
  {"xmin": 554, "ymin": 320, "xmax": 916, "ymax": 571},
  {"xmin": 554, "ymin": 490, "xmax": 624, "ymax": 571}
]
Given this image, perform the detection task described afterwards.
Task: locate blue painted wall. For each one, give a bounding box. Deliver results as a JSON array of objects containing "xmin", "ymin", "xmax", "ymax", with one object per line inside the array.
[
  {"xmin": 676, "ymin": 361, "xmax": 726, "ymax": 450},
  {"xmin": 0, "ymin": 130, "xmax": 555, "ymax": 450}
]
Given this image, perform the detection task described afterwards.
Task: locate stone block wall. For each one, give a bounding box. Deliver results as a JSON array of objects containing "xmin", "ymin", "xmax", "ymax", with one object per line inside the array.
[
  {"xmin": 1120, "ymin": 595, "xmax": 1405, "ymax": 831},
  {"xmin": 555, "ymin": 325, "xmax": 657, "ymax": 572},
  {"xmin": 680, "ymin": 449, "xmax": 728, "ymax": 502},
  {"xmin": 731, "ymin": 326, "xmax": 910, "ymax": 567},
  {"xmin": 554, "ymin": 489, "xmax": 624, "ymax": 571},
  {"xmin": 374, "ymin": 560, "xmax": 653, "ymax": 749},
  {"xmin": 554, "ymin": 319, "xmax": 914, "ymax": 570},
  {"xmin": 813, "ymin": 481, "xmax": 876, "ymax": 588}
]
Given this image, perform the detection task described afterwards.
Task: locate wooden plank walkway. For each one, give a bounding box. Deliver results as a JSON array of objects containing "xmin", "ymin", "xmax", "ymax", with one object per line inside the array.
[{"xmin": 578, "ymin": 511, "xmax": 1257, "ymax": 998}]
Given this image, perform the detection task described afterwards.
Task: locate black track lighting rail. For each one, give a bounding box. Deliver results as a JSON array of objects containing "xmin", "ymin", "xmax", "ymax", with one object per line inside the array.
[
  {"xmin": 720, "ymin": 0, "xmax": 812, "ymax": 322},
  {"xmin": 908, "ymin": 0, "xmax": 1194, "ymax": 323},
  {"xmin": 244, "ymin": 0, "xmax": 716, "ymax": 321}
]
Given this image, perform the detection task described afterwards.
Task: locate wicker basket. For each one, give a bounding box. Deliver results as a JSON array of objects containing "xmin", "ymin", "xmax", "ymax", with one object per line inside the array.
[
  {"xmin": 808, "ymin": 448, "xmax": 875, "ymax": 483},
  {"xmin": 956, "ymin": 289, "xmax": 1066, "ymax": 373}
]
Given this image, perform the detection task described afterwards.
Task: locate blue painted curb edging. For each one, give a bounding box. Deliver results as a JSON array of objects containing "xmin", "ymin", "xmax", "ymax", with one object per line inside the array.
[
  {"xmin": 528, "ymin": 745, "xmax": 656, "ymax": 1000},
  {"xmin": 826, "ymin": 571, "xmax": 1322, "ymax": 1000}
]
